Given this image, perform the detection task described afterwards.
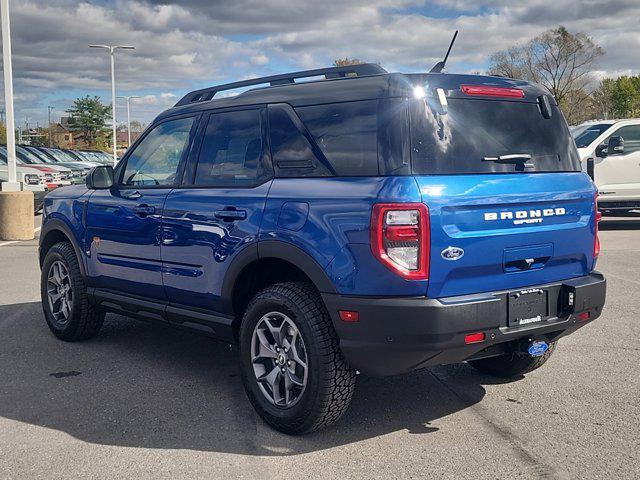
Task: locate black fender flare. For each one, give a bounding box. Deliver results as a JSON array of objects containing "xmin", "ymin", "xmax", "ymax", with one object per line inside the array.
[
  {"xmin": 220, "ymin": 240, "xmax": 337, "ymax": 314},
  {"xmin": 39, "ymin": 218, "xmax": 87, "ymax": 277}
]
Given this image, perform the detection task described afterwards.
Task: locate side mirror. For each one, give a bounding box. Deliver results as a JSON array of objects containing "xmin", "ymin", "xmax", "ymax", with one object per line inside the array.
[
  {"xmin": 595, "ymin": 144, "xmax": 608, "ymax": 158},
  {"xmin": 86, "ymin": 165, "xmax": 114, "ymax": 189},
  {"xmin": 607, "ymin": 136, "xmax": 624, "ymax": 156}
]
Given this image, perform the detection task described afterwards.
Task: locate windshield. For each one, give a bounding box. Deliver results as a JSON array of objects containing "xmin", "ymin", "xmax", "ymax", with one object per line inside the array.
[
  {"xmin": 16, "ymin": 147, "xmax": 44, "ymax": 164},
  {"xmin": 572, "ymin": 123, "xmax": 612, "ymax": 148},
  {"xmin": 25, "ymin": 147, "xmax": 54, "ymax": 163},
  {"xmin": 410, "ymin": 97, "xmax": 580, "ymax": 174}
]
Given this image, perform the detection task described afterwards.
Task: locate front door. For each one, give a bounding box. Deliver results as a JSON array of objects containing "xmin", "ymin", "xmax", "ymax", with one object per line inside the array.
[
  {"xmin": 161, "ymin": 107, "xmax": 272, "ymax": 314},
  {"xmin": 85, "ymin": 115, "xmax": 198, "ymax": 300},
  {"xmin": 595, "ymin": 124, "xmax": 640, "ymax": 200}
]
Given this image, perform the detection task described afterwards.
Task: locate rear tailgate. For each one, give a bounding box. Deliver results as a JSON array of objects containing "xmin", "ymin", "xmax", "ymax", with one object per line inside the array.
[{"xmin": 417, "ymin": 173, "xmax": 597, "ymax": 298}]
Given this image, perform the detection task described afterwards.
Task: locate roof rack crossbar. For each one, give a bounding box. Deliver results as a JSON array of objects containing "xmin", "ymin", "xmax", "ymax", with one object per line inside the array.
[{"xmin": 174, "ymin": 63, "xmax": 387, "ymax": 107}]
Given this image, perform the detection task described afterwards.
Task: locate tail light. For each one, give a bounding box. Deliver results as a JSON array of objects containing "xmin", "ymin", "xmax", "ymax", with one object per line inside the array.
[
  {"xmin": 461, "ymin": 85, "xmax": 524, "ymax": 98},
  {"xmin": 371, "ymin": 203, "xmax": 430, "ymax": 280},
  {"xmin": 594, "ymin": 194, "xmax": 602, "ymax": 259}
]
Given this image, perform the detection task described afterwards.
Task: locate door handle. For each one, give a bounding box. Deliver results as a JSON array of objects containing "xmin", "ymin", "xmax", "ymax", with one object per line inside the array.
[
  {"xmin": 214, "ymin": 208, "xmax": 247, "ymax": 221},
  {"xmin": 133, "ymin": 204, "xmax": 155, "ymax": 217}
]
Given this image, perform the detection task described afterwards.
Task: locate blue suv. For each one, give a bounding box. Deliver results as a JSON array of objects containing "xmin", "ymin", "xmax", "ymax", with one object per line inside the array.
[{"xmin": 39, "ymin": 64, "xmax": 606, "ymax": 434}]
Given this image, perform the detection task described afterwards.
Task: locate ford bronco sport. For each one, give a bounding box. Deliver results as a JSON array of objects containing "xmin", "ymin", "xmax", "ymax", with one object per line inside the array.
[{"xmin": 39, "ymin": 64, "xmax": 606, "ymax": 434}]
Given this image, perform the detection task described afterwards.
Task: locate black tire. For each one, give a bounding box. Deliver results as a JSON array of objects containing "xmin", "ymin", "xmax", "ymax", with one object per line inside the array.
[
  {"xmin": 239, "ymin": 282, "xmax": 356, "ymax": 435},
  {"xmin": 40, "ymin": 241, "xmax": 105, "ymax": 341},
  {"xmin": 468, "ymin": 341, "xmax": 557, "ymax": 378}
]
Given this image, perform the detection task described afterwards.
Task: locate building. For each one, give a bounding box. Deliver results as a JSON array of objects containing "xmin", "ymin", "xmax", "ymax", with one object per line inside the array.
[{"xmin": 50, "ymin": 117, "xmax": 74, "ymax": 148}]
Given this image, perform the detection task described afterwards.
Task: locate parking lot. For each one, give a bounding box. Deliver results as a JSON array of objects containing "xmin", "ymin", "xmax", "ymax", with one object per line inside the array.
[{"xmin": 0, "ymin": 214, "xmax": 638, "ymax": 480}]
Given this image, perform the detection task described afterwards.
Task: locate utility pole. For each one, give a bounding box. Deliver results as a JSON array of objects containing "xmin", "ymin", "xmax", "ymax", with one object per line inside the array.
[
  {"xmin": 48, "ymin": 106, "xmax": 54, "ymax": 147},
  {"xmin": 89, "ymin": 44, "xmax": 135, "ymax": 165},
  {"xmin": 1, "ymin": 0, "xmax": 18, "ymax": 190},
  {"xmin": 117, "ymin": 95, "xmax": 140, "ymax": 149}
]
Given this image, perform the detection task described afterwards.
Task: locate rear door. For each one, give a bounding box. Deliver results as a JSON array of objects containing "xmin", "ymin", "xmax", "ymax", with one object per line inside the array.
[
  {"xmin": 409, "ymin": 87, "xmax": 597, "ymax": 299},
  {"xmin": 593, "ymin": 124, "xmax": 640, "ymax": 200},
  {"xmin": 85, "ymin": 115, "xmax": 198, "ymax": 301},
  {"xmin": 161, "ymin": 107, "xmax": 272, "ymax": 315}
]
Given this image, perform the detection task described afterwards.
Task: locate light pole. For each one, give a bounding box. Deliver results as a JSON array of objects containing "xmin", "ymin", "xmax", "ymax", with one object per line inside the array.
[
  {"xmin": 117, "ymin": 95, "xmax": 140, "ymax": 149},
  {"xmin": 89, "ymin": 44, "xmax": 134, "ymax": 165},
  {"xmin": 47, "ymin": 106, "xmax": 54, "ymax": 147},
  {"xmin": 1, "ymin": 0, "xmax": 18, "ymax": 191}
]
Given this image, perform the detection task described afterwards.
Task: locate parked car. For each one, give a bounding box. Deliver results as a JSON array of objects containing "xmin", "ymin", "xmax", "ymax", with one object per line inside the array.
[
  {"xmin": 23, "ymin": 146, "xmax": 87, "ymax": 183},
  {"xmin": 29, "ymin": 147, "xmax": 94, "ymax": 179},
  {"xmin": 39, "ymin": 64, "xmax": 606, "ymax": 434},
  {"xmin": 572, "ymin": 119, "xmax": 640, "ymax": 212},
  {"xmin": 15, "ymin": 146, "xmax": 72, "ymax": 186},
  {"xmin": 0, "ymin": 150, "xmax": 49, "ymax": 211}
]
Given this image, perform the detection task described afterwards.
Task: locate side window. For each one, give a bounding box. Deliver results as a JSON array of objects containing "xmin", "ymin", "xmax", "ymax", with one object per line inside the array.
[
  {"xmin": 121, "ymin": 117, "xmax": 195, "ymax": 187},
  {"xmin": 296, "ymin": 100, "xmax": 379, "ymax": 176},
  {"xmin": 194, "ymin": 109, "xmax": 270, "ymax": 187},
  {"xmin": 268, "ymin": 104, "xmax": 331, "ymax": 178},
  {"xmin": 608, "ymin": 125, "xmax": 640, "ymax": 155}
]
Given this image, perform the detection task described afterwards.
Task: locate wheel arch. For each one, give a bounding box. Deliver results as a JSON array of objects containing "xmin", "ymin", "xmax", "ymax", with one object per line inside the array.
[
  {"xmin": 39, "ymin": 219, "xmax": 86, "ymax": 277},
  {"xmin": 221, "ymin": 240, "xmax": 337, "ymax": 335}
]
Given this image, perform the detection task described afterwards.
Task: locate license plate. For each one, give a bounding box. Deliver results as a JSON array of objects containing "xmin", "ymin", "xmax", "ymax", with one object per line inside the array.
[{"xmin": 508, "ymin": 288, "xmax": 548, "ymax": 326}]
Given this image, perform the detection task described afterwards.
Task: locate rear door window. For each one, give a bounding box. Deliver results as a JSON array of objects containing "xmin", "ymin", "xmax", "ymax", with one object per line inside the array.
[
  {"xmin": 410, "ymin": 98, "xmax": 581, "ymax": 175},
  {"xmin": 194, "ymin": 109, "xmax": 271, "ymax": 187}
]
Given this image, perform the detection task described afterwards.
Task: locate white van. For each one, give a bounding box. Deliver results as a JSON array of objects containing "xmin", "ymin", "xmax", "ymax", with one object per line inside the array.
[{"xmin": 572, "ymin": 119, "xmax": 640, "ymax": 212}]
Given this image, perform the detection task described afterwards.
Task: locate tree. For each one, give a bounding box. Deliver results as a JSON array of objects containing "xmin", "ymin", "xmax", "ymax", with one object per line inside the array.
[
  {"xmin": 611, "ymin": 76, "xmax": 640, "ymax": 117},
  {"xmin": 0, "ymin": 122, "xmax": 6, "ymax": 145},
  {"xmin": 129, "ymin": 120, "xmax": 144, "ymax": 132},
  {"xmin": 66, "ymin": 96, "xmax": 111, "ymax": 147},
  {"xmin": 488, "ymin": 26, "xmax": 604, "ymax": 123},
  {"xmin": 592, "ymin": 78, "xmax": 616, "ymax": 119},
  {"xmin": 333, "ymin": 58, "xmax": 365, "ymax": 67}
]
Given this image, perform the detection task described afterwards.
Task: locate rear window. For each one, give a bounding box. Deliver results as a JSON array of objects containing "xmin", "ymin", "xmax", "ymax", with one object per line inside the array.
[{"xmin": 410, "ymin": 98, "xmax": 581, "ymax": 175}]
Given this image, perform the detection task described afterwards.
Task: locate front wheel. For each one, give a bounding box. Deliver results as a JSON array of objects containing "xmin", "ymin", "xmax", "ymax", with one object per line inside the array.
[
  {"xmin": 468, "ymin": 341, "xmax": 557, "ymax": 378},
  {"xmin": 239, "ymin": 282, "xmax": 356, "ymax": 434},
  {"xmin": 40, "ymin": 241, "xmax": 105, "ymax": 341}
]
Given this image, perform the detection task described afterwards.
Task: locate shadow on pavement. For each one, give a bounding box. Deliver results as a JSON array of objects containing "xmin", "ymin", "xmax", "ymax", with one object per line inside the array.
[{"xmin": 0, "ymin": 301, "xmax": 496, "ymax": 456}]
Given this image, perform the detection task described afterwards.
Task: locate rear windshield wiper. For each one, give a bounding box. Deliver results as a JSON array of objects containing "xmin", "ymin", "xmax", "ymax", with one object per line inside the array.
[{"xmin": 482, "ymin": 154, "xmax": 534, "ymax": 168}]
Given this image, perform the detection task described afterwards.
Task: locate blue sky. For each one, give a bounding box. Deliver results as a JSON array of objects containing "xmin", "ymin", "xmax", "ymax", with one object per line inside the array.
[{"xmin": 1, "ymin": 0, "xmax": 639, "ymax": 128}]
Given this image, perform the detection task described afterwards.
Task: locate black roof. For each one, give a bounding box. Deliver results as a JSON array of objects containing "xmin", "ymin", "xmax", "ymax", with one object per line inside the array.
[{"xmin": 156, "ymin": 65, "xmax": 549, "ymax": 123}]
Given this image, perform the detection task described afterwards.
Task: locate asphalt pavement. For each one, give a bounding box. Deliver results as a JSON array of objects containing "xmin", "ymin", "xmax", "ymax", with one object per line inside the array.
[{"xmin": 0, "ymin": 213, "xmax": 638, "ymax": 479}]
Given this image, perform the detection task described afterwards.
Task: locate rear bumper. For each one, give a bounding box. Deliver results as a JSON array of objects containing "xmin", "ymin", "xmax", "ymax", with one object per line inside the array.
[{"xmin": 322, "ymin": 272, "xmax": 606, "ymax": 376}]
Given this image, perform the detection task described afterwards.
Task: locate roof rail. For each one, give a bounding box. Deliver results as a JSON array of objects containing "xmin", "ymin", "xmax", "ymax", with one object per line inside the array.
[{"xmin": 174, "ymin": 63, "xmax": 388, "ymax": 107}]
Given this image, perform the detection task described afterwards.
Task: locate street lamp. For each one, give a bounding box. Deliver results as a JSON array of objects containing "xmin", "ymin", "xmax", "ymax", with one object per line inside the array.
[
  {"xmin": 89, "ymin": 44, "xmax": 134, "ymax": 165},
  {"xmin": 117, "ymin": 95, "xmax": 140, "ymax": 149}
]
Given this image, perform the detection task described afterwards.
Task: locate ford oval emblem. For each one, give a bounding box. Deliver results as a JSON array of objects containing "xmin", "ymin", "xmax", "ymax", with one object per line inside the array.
[
  {"xmin": 528, "ymin": 341, "xmax": 549, "ymax": 357},
  {"xmin": 441, "ymin": 246, "xmax": 464, "ymax": 261}
]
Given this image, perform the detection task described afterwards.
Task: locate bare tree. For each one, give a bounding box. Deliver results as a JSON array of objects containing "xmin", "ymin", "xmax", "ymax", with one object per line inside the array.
[
  {"xmin": 592, "ymin": 78, "xmax": 616, "ymax": 119},
  {"xmin": 488, "ymin": 26, "xmax": 604, "ymax": 123}
]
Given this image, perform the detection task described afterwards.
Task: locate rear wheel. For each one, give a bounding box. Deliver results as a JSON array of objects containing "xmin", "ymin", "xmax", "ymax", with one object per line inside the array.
[
  {"xmin": 40, "ymin": 241, "xmax": 105, "ymax": 341},
  {"xmin": 468, "ymin": 341, "xmax": 557, "ymax": 378},
  {"xmin": 239, "ymin": 282, "xmax": 356, "ymax": 434}
]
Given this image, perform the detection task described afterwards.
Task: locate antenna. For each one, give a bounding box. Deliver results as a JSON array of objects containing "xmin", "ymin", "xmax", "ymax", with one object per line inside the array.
[{"xmin": 429, "ymin": 30, "xmax": 458, "ymax": 73}]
